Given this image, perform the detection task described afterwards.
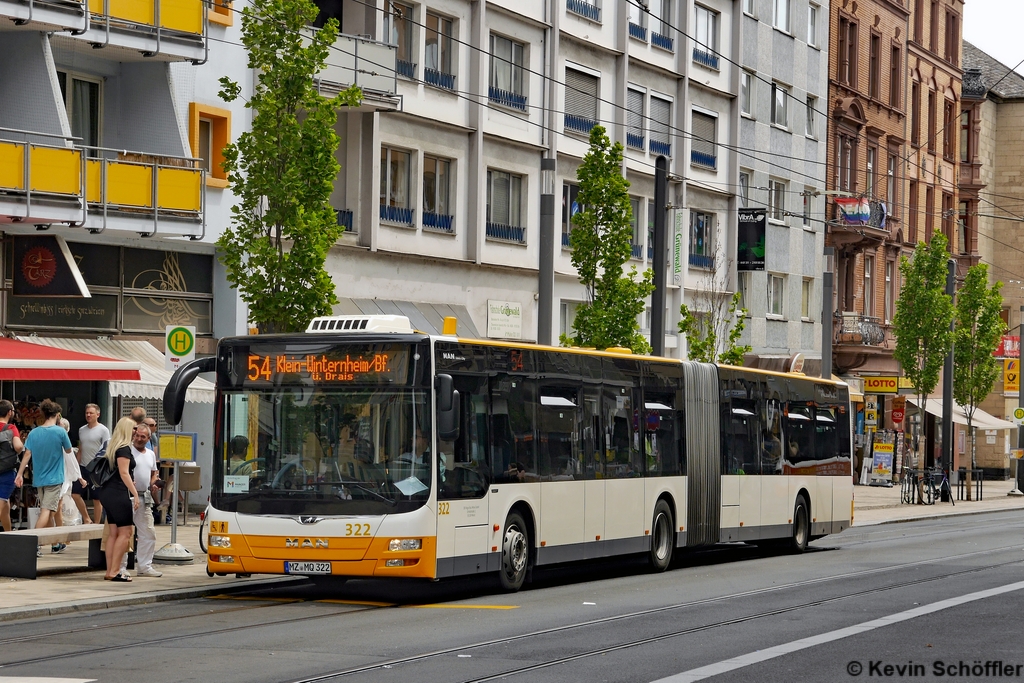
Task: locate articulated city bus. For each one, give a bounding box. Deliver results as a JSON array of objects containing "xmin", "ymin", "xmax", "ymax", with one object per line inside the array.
[{"xmin": 164, "ymin": 315, "xmax": 853, "ymax": 591}]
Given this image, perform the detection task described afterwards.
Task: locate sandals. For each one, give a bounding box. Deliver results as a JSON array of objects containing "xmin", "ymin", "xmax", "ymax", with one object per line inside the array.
[{"xmin": 104, "ymin": 573, "xmax": 133, "ymax": 582}]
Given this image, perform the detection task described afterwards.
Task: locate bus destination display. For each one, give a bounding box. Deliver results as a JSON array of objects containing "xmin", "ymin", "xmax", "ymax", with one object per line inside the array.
[{"xmin": 242, "ymin": 345, "xmax": 408, "ymax": 384}]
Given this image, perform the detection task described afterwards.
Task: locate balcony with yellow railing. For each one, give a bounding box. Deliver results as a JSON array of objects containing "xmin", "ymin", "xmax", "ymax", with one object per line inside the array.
[
  {"xmin": 83, "ymin": 0, "xmax": 207, "ymax": 62},
  {"xmin": 0, "ymin": 0, "xmax": 89, "ymax": 32},
  {"xmin": 0, "ymin": 128, "xmax": 205, "ymax": 238}
]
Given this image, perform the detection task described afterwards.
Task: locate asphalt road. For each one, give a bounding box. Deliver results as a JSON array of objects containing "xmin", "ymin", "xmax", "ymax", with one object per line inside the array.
[{"xmin": 4, "ymin": 511, "xmax": 1023, "ymax": 683}]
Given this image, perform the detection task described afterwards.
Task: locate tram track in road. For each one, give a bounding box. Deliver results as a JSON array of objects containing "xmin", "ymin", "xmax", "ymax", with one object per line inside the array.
[
  {"xmin": 287, "ymin": 544, "xmax": 1024, "ymax": 683},
  {"xmin": 0, "ymin": 597, "xmax": 388, "ymax": 670}
]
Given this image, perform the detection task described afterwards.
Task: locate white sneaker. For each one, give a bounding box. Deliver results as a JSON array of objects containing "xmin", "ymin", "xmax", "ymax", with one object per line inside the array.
[{"xmin": 137, "ymin": 567, "xmax": 163, "ymax": 577}]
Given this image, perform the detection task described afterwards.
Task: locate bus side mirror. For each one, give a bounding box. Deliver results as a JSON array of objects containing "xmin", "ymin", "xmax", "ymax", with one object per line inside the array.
[
  {"xmin": 163, "ymin": 356, "xmax": 216, "ymax": 426},
  {"xmin": 435, "ymin": 374, "xmax": 460, "ymax": 441}
]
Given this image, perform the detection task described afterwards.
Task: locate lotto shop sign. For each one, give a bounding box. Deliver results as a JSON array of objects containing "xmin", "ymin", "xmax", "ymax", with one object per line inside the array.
[{"xmin": 863, "ymin": 376, "xmax": 899, "ymax": 394}]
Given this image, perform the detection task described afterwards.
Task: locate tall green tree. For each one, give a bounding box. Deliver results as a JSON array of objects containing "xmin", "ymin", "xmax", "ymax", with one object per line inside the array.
[
  {"xmin": 678, "ymin": 260, "xmax": 751, "ymax": 365},
  {"xmin": 562, "ymin": 125, "xmax": 654, "ymax": 353},
  {"xmin": 953, "ymin": 263, "xmax": 1004, "ymax": 499},
  {"xmin": 893, "ymin": 233, "xmax": 954, "ymax": 474},
  {"xmin": 217, "ymin": 0, "xmax": 361, "ymax": 333}
]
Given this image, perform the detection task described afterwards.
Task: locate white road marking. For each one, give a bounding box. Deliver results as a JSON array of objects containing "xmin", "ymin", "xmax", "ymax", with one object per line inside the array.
[
  {"xmin": 0, "ymin": 678, "xmax": 96, "ymax": 683},
  {"xmin": 650, "ymin": 579, "xmax": 1024, "ymax": 683}
]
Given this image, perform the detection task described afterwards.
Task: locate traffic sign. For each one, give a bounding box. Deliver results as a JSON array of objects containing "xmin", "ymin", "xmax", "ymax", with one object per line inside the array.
[
  {"xmin": 1013, "ymin": 407, "xmax": 1024, "ymax": 425},
  {"xmin": 165, "ymin": 325, "xmax": 196, "ymax": 372}
]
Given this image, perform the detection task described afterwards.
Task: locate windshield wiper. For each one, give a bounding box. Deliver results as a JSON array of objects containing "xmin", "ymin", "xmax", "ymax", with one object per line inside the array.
[{"xmin": 335, "ymin": 481, "xmax": 396, "ymax": 506}]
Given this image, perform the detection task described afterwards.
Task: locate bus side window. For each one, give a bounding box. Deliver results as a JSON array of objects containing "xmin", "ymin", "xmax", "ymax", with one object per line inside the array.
[
  {"xmin": 489, "ymin": 376, "xmax": 537, "ymax": 482},
  {"xmin": 441, "ymin": 376, "xmax": 489, "ymax": 499}
]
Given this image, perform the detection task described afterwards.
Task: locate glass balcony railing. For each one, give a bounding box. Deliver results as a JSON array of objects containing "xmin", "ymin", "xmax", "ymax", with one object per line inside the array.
[
  {"xmin": 0, "ymin": 128, "xmax": 204, "ymax": 230},
  {"xmin": 87, "ymin": 0, "xmax": 204, "ymax": 35},
  {"xmin": 309, "ymin": 28, "xmax": 398, "ymax": 97},
  {"xmin": 486, "ymin": 222, "xmax": 525, "ymax": 243}
]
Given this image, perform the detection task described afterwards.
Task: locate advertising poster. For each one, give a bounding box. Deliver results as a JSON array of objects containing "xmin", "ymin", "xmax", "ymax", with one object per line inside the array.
[
  {"xmin": 871, "ymin": 442, "xmax": 895, "ymax": 485},
  {"xmin": 737, "ymin": 209, "xmax": 766, "ymax": 271}
]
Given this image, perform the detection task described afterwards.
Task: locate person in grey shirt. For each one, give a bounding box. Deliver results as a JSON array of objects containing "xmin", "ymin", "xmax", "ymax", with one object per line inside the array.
[{"xmin": 75, "ymin": 403, "xmax": 109, "ymax": 524}]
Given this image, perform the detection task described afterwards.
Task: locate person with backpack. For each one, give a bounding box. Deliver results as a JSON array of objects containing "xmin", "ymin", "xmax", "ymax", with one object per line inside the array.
[{"xmin": 0, "ymin": 400, "xmax": 25, "ymax": 532}]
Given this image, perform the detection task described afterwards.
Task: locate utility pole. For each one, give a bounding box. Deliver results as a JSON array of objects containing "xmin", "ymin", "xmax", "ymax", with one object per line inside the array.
[
  {"xmin": 537, "ymin": 157, "xmax": 556, "ymax": 345},
  {"xmin": 821, "ymin": 245, "xmax": 834, "ymax": 379},
  {"xmin": 651, "ymin": 155, "xmax": 668, "ymax": 356},
  {"xmin": 940, "ymin": 259, "xmax": 955, "ymax": 489}
]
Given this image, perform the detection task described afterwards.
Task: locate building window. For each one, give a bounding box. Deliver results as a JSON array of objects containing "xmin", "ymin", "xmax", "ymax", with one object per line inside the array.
[
  {"xmin": 689, "ymin": 210, "xmax": 714, "ymax": 267},
  {"xmin": 630, "ymin": 197, "xmax": 643, "ymax": 258},
  {"xmin": 422, "ymin": 155, "xmax": 452, "ymax": 231},
  {"xmin": 768, "ymin": 178, "xmax": 786, "ymax": 221},
  {"xmin": 866, "ymin": 146, "xmax": 876, "ymax": 198},
  {"xmin": 960, "ymin": 108, "xmax": 971, "ymax": 163},
  {"xmin": 836, "ymin": 133, "xmax": 857, "ymax": 192},
  {"xmin": 741, "ymin": 71, "xmax": 753, "ymax": 116},
  {"xmin": 911, "ymin": 82, "xmax": 921, "ymax": 145},
  {"xmin": 929, "ymin": 0, "xmax": 939, "ymax": 53},
  {"xmin": 802, "ymin": 188, "xmax": 812, "ymax": 226},
  {"xmin": 486, "ymin": 169, "xmax": 523, "ymax": 231},
  {"xmin": 208, "ymin": 0, "xmax": 232, "ymax": 26},
  {"xmin": 626, "ymin": 88, "xmax": 645, "ymax": 150},
  {"xmin": 945, "ymin": 11, "xmax": 960, "ymax": 65},
  {"xmin": 838, "ymin": 17, "xmax": 857, "ymax": 87},
  {"xmin": 188, "ymin": 102, "xmax": 231, "ymax": 187},
  {"xmin": 925, "ymin": 185, "xmax": 935, "ymax": 240},
  {"xmin": 773, "ymin": 0, "xmax": 789, "ymax": 32},
  {"xmin": 650, "ymin": 0, "xmax": 671, "ymax": 40},
  {"xmin": 739, "ymin": 171, "xmax": 750, "ymax": 205},
  {"xmin": 864, "ymin": 255, "xmax": 875, "ymax": 316},
  {"xmin": 771, "ymin": 82, "xmax": 788, "ymax": 127},
  {"xmin": 801, "ymin": 278, "xmax": 812, "ymax": 319},
  {"xmin": 884, "ymin": 260, "xmax": 894, "ymax": 322},
  {"xmin": 928, "ymin": 90, "xmax": 937, "ymax": 153},
  {"xmin": 887, "ymin": 152, "xmax": 898, "ymax": 209},
  {"xmin": 942, "ymin": 192, "xmax": 953, "ymax": 240},
  {"xmin": 913, "ymin": 0, "xmax": 923, "ymax": 43},
  {"xmin": 807, "ymin": 4, "xmax": 818, "ymax": 46},
  {"xmin": 742, "ymin": 0, "xmax": 754, "ymax": 16},
  {"xmin": 869, "ymin": 33, "xmax": 881, "ymax": 99},
  {"xmin": 650, "ymin": 96, "xmax": 672, "ymax": 156},
  {"xmin": 909, "ymin": 180, "xmax": 919, "ymax": 242},
  {"xmin": 768, "ymin": 274, "xmax": 785, "ymax": 317},
  {"xmin": 57, "ymin": 71, "xmax": 101, "ymax": 151},
  {"xmin": 425, "ymin": 12, "xmax": 455, "ymax": 89},
  {"xmin": 562, "ymin": 182, "xmax": 582, "ymax": 244},
  {"xmin": 738, "ymin": 271, "xmax": 750, "ymax": 312},
  {"xmin": 490, "ymin": 35, "xmax": 526, "ymax": 110},
  {"xmin": 958, "ymin": 200, "xmax": 971, "ymax": 255},
  {"xmin": 385, "ymin": 2, "xmax": 415, "ymax": 78},
  {"xmin": 943, "ymin": 100, "xmax": 955, "ymax": 160},
  {"xmin": 690, "ymin": 110, "xmax": 717, "ymax": 168},
  {"xmin": 689, "ymin": 4, "xmax": 714, "ymax": 61},
  {"xmin": 806, "ymin": 95, "xmax": 816, "ymax": 137},
  {"xmin": 564, "ymin": 67, "xmax": 599, "ymax": 134},
  {"xmin": 889, "ymin": 46, "xmax": 901, "ymax": 108},
  {"xmin": 380, "ymin": 146, "xmax": 412, "ymax": 223}
]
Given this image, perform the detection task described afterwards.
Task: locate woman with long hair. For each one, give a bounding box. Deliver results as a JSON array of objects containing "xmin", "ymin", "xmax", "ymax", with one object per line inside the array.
[{"xmin": 95, "ymin": 417, "xmax": 141, "ymax": 581}]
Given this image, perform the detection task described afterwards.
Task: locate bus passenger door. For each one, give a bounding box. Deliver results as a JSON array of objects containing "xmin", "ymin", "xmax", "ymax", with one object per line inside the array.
[
  {"xmin": 436, "ymin": 376, "xmax": 491, "ymax": 578},
  {"xmin": 582, "ymin": 386, "xmax": 605, "ymax": 556}
]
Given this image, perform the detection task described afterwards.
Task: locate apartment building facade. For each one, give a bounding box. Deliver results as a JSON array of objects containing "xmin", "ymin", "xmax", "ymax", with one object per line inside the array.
[
  {"xmin": 825, "ymin": 0, "xmax": 910, "ymax": 378},
  {"xmin": 735, "ymin": 0, "xmax": 829, "ymax": 370}
]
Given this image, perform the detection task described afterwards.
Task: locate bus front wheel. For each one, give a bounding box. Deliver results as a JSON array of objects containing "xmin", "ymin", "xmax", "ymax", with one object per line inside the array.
[
  {"xmin": 648, "ymin": 499, "xmax": 674, "ymax": 572},
  {"xmin": 789, "ymin": 495, "xmax": 810, "ymax": 553},
  {"xmin": 499, "ymin": 511, "xmax": 530, "ymax": 592}
]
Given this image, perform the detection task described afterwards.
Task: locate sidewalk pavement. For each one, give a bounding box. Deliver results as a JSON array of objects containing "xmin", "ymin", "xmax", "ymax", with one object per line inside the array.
[{"xmin": 1, "ymin": 482, "xmax": 1022, "ymax": 622}]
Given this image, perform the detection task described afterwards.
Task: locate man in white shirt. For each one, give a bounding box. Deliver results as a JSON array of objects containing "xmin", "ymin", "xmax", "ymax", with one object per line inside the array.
[
  {"xmin": 76, "ymin": 404, "xmax": 109, "ymax": 524},
  {"xmin": 121, "ymin": 423, "xmax": 162, "ymax": 577}
]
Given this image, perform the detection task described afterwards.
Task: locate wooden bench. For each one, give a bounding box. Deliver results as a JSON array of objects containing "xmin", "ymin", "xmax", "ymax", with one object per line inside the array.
[{"xmin": 0, "ymin": 524, "xmax": 106, "ymax": 579}]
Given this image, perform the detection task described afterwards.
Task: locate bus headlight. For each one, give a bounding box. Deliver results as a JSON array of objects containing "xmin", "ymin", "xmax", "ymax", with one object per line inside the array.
[
  {"xmin": 209, "ymin": 535, "xmax": 231, "ymax": 548},
  {"xmin": 388, "ymin": 538, "xmax": 421, "ymax": 552}
]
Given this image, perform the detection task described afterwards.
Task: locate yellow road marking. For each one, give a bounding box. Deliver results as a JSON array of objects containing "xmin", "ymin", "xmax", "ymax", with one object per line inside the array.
[{"xmin": 317, "ymin": 599, "xmax": 396, "ymax": 607}]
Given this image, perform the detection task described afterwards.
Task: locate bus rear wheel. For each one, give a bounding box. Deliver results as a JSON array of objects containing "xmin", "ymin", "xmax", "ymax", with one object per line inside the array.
[
  {"xmin": 499, "ymin": 511, "xmax": 530, "ymax": 592},
  {"xmin": 789, "ymin": 495, "xmax": 810, "ymax": 553},
  {"xmin": 648, "ymin": 500, "xmax": 674, "ymax": 572}
]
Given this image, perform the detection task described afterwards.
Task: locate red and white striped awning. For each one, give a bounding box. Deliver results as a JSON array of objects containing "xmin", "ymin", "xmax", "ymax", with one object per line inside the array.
[{"xmin": 0, "ymin": 337, "xmax": 141, "ymax": 381}]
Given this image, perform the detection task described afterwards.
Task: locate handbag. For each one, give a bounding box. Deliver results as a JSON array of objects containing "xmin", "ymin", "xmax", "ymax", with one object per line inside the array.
[{"xmin": 83, "ymin": 442, "xmax": 116, "ymax": 489}]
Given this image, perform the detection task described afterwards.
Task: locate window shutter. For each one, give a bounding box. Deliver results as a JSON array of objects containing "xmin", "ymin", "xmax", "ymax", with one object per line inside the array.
[
  {"xmin": 650, "ymin": 97, "xmax": 671, "ymax": 145},
  {"xmin": 627, "ymin": 89, "xmax": 644, "ymax": 138},
  {"xmin": 691, "ymin": 111, "xmax": 716, "ymax": 157},
  {"xmin": 565, "ymin": 68, "xmax": 598, "ymax": 120},
  {"xmin": 492, "ymin": 172, "xmax": 510, "ymax": 225}
]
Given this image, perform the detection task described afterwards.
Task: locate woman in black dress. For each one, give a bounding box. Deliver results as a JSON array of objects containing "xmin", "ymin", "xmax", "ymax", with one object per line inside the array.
[{"xmin": 96, "ymin": 417, "xmax": 141, "ymax": 581}]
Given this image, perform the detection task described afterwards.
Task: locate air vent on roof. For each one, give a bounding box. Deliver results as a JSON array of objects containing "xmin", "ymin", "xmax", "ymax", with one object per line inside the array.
[{"xmin": 306, "ymin": 315, "xmax": 415, "ymax": 334}]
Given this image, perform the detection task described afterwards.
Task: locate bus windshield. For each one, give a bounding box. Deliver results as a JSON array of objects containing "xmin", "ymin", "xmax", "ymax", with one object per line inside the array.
[{"xmin": 214, "ymin": 386, "xmax": 432, "ymax": 515}]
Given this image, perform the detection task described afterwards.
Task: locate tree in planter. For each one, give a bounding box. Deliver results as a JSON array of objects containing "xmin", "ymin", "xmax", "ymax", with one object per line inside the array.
[
  {"xmin": 678, "ymin": 258, "xmax": 751, "ymax": 365},
  {"xmin": 893, "ymin": 233, "xmax": 954, "ymax": 488},
  {"xmin": 217, "ymin": 0, "xmax": 362, "ymax": 333},
  {"xmin": 953, "ymin": 263, "xmax": 1004, "ymax": 500},
  {"xmin": 562, "ymin": 125, "xmax": 654, "ymax": 353}
]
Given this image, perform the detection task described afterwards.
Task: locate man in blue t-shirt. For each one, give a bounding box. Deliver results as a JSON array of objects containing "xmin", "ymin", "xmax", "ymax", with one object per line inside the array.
[{"xmin": 15, "ymin": 399, "xmax": 72, "ymax": 534}]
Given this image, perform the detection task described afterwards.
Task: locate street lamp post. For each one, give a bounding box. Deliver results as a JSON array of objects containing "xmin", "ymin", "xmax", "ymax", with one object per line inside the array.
[
  {"xmin": 538, "ymin": 157, "xmax": 556, "ymax": 346},
  {"xmin": 1015, "ymin": 305, "xmax": 1024, "ymax": 496}
]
